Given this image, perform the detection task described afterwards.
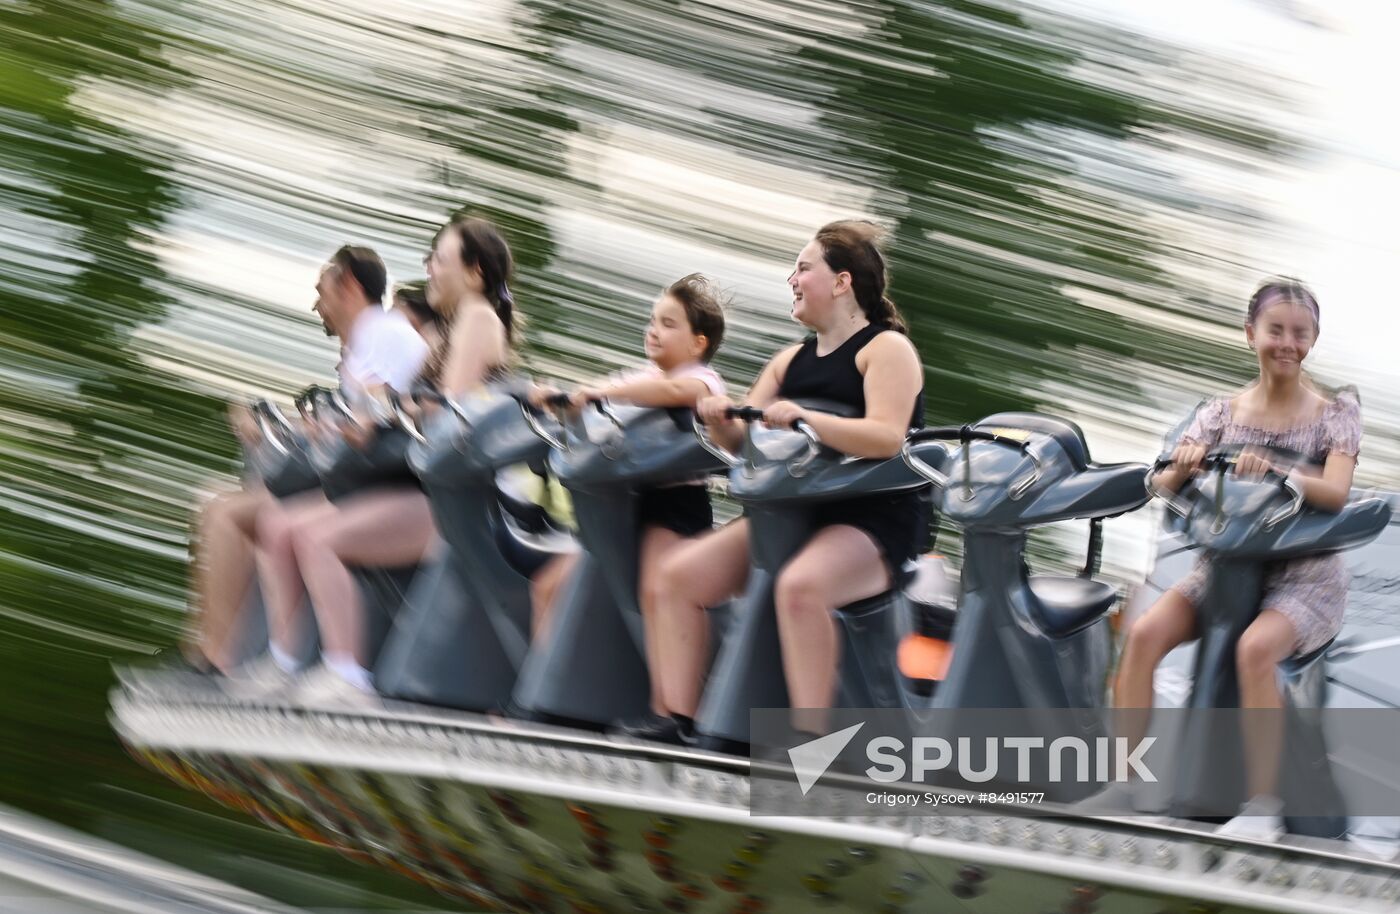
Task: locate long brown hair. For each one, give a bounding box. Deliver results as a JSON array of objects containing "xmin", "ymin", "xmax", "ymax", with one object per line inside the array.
[
  {"xmin": 813, "ymin": 219, "xmax": 907, "ymax": 334},
  {"xmin": 450, "ymin": 215, "xmax": 518, "ymax": 343}
]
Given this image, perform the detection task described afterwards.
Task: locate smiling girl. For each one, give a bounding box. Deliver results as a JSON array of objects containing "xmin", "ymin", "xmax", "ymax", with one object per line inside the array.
[
  {"xmin": 530, "ymin": 274, "xmax": 728, "ymax": 673},
  {"xmin": 1115, "ymin": 278, "xmax": 1361, "ymax": 839},
  {"xmin": 627, "ymin": 220, "xmax": 925, "ymax": 744}
]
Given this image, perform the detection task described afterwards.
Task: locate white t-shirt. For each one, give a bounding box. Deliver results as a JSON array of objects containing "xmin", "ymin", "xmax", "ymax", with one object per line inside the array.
[{"xmin": 340, "ymin": 305, "xmax": 429, "ymax": 397}]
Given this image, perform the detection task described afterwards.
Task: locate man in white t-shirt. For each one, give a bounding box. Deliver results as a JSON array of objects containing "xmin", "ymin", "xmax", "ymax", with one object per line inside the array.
[
  {"xmin": 183, "ymin": 245, "xmax": 426, "ymax": 678},
  {"xmin": 314, "ymin": 247, "xmax": 427, "ymax": 397}
]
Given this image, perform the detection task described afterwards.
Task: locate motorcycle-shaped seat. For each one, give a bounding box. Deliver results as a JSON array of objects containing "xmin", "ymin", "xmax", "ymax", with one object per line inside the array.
[
  {"xmin": 373, "ymin": 382, "xmax": 571, "ymax": 710},
  {"xmin": 508, "ymin": 397, "xmax": 731, "ymax": 730},
  {"xmin": 215, "ymin": 397, "xmax": 325, "ymax": 671},
  {"xmin": 289, "ymin": 387, "xmax": 424, "ymax": 673},
  {"xmin": 689, "ymin": 404, "xmax": 939, "ymax": 751},
  {"xmin": 902, "ymin": 412, "xmax": 1151, "ymax": 710},
  {"xmin": 1149, "ymin": 444, "xmax": 1391, "ymax": 837}
]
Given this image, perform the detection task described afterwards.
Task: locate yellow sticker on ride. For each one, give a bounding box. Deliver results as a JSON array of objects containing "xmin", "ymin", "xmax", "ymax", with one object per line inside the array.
[{"xmin": 982, "ymin": 427, "xmax": 1032, "ymax": 442}]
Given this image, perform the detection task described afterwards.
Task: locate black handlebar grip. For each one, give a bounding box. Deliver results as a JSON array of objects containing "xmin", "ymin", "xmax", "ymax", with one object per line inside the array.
[{"xmin": 725, "ymin": 406, "xmax": 767, "ymax": 422}]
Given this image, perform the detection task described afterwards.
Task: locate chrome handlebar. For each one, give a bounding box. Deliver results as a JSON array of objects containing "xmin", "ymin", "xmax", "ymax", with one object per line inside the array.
[
  {"xmin": 518, "ymin": 398, "xmax": 567, "ymax": 452},
  {"xmin": 900, "ymin": 437, "xmax": 949, "ymax": 488},
  {"xmin": 1148, "ymin": 452, "xmax": 1305, "ymax": 531},
  {"xmin": 785, "ymin": 419, "xmax": 823, "ymax": 478},
  {"xmin": 693, "ymin": 419, "xmax": 742, "ymax": 468},
  {"xmin": 251, "ymin": 401, "xmax": 291, "ymax": 458}
]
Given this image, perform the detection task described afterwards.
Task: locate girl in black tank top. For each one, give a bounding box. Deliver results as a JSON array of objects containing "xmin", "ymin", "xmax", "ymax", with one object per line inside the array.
[
  {"xmin": 778, "ymin": 321, "xmax": 924, "ymax": 429},
  {"xmin": 777, "ymin": 321, "xmax": 928, "ymax": 580},
  {"xmin": 639, "ymin": 220, "xmax": 928, "ymax": 737}
]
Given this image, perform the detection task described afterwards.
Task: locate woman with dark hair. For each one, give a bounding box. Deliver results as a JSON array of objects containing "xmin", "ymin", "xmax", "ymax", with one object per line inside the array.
[
  {"xmin": 427, "ymin": 215, "xmax": 517, "ymax": 391},
  {"xmin": 248, "ymin": 218, "xmax": 517, "ymax": 706},
  {"xmin": 627, "ymin": 220, "xmax": 926, "ymax": 743}
]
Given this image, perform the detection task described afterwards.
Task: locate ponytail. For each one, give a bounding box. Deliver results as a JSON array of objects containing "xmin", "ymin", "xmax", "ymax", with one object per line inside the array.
[
  {"xmin": 489, "ymin": 281, "xmax": 518, "ymax": 345},
  {"xmin": 450, "ymin": 215, "xmax": 519, "ymax": 344},
  {"xmin": 872, "ymin": 294, "xmax": 906, "ymax": 334}
]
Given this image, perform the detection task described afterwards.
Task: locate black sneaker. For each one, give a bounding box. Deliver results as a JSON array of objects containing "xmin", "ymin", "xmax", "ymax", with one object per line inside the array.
[{"xmin": 611, "ymin": 713, "xmax": 694, "ymax": 746}]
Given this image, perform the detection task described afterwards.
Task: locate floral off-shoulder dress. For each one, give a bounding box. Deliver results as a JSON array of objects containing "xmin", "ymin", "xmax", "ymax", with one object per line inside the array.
[{"xmin": 1170, "ymin": 387, "xmax": 1363, "ymax": 654}]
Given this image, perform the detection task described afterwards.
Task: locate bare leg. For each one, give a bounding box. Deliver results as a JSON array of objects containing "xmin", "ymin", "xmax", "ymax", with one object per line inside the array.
[
  {"xmin": 774, "ymin": 525, "xmax": 891, "ymax": 724},
  {"xmin": 651, "ymin": 520, "xmax": 751, "ymax": 718},
  {"xmin": 638, "ymin": 526, "xmax": 685, "ymax": 715},
  {"xmin": 530, "ymin": 552, "xmax": 579, "ymax": 644},
  {"xmin": 1235, "ymin": 609, "xmax": 1296, "ymax": 799},
  {"xmin": 291, "ymin": 488, "xmax": 434, "ymax": 666},
  {"xmin": 190, "ymin": 488, "xmax": 270, "ymax": 672},
  {"xmin": 1112, "ymin": 589, "xmax": 1197, "ymax": 755},
  {"xmin": 254, "ymin": 491, "xmax": 335, "ymax": 656}
]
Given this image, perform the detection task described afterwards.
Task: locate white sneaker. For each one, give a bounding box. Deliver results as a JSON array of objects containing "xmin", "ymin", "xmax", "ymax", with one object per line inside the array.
[
  {"xmin": 294, "ymin": 664, "xmax": 380, "ymax": 711},
  {"xmin": 1216, "ymin": 795, "xmax": 1285, "ymax": 843},
  {"xmin": 221, "ymin": 652, "xmax": 297, "ymax": 702}
]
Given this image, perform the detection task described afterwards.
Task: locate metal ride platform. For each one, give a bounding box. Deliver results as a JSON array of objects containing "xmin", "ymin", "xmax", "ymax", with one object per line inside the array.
[{"xmin": 112, "ymin": 686, "xmax": 1400, "ymax": 914}]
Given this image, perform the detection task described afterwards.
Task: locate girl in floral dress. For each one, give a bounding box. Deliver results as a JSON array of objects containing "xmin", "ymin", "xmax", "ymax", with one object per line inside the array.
[{"xmin": 1115, "ymin": 279, "xmax": 1362, "ymax": 840}]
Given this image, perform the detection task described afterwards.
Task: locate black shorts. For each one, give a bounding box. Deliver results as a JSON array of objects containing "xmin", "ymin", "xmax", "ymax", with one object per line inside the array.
[
  {"xmin": 637, "ymin": 484, "xmax": 713, "ymax": 537},
  {"xmin": 810, "ymin": 488, "xmax": 929, "ymax": 575}
]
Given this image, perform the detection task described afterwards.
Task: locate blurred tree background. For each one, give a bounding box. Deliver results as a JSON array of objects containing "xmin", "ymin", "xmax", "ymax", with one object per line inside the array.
[{"xmin": 0, "ymin": 0, "xmax": 1373, "ymax": 908}]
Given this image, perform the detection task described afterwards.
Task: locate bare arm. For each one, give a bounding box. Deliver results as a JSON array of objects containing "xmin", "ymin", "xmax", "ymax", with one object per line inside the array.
[
  {"xmin": 699, "ymin": 344, "xmax": 800, "ymax": 453},
  {"xmin": 442, "ymin": 305, "xmax": 508, "ymax": 397},
  {"xmin": 1288, "ymin": 452, "xmax": 1356, "ymax": 512},
  {"xmin": 774, "ymin": 332, "xmax": 921, "ymax": 459},
  {"xmin": 580, "ymin": 375, "xmax": 715, "ymax": 409}
]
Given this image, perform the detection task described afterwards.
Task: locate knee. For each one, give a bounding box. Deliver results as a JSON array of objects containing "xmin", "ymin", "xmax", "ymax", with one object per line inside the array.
[
  {"xmin": 197, "ymin": 492, "xmax": 236, "ymax": 532},
  {"xmin": 256, "ymin": 509, "xmax": 293, "ymax": 553},
  {"xmin": 1120, "ymin": 618, "xmax": 1172, "ymax": 668},
  {"xmin": 774, "ymin": 566, "xmax": 826, "ymax": 619},
  {"xmin": 288, "ymin": 516, "xmax": 331, "ymax": 562},
  {"xmin": 1236, "ymin": 630, "xmax": 1284, "ymax": 682}
]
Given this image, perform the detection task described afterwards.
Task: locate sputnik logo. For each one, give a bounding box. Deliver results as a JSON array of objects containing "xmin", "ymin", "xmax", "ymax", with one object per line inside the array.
[{"xmin": 787, "ymin": 723, "xmax": 865, "ymax": 796}]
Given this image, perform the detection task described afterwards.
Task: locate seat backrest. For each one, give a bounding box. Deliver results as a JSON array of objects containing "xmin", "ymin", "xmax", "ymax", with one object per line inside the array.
[{"xmin": 977, "ymin": 412, "xmax": 1090, "ymax": 470}]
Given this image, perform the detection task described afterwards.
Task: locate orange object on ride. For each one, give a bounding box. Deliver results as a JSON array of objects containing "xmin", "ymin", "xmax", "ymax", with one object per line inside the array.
[{"xmin": 898, "ymin": 634, "xmax": 953, "ymax": 682}]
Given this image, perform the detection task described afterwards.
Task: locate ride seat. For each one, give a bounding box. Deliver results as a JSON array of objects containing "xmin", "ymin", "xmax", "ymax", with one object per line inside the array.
[
  {"xmin": 977, "ymin": 412, "xmax": 1091, "ymax": 470},
  {"xmin": 1027, "ymin": 574, "xmax": 1116, "ymax": 637}
]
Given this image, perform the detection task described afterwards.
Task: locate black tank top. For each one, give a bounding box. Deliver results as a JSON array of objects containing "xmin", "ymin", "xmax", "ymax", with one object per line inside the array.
[{"xmin": 777, "ymin": 322, "xmax": 924, "ymax": 428}]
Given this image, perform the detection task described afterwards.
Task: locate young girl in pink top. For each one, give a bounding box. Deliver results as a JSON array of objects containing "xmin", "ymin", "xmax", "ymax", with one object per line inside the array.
[{"xmin": 530, "ymin": 275, "xmax": 728, "ymax": 724}]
